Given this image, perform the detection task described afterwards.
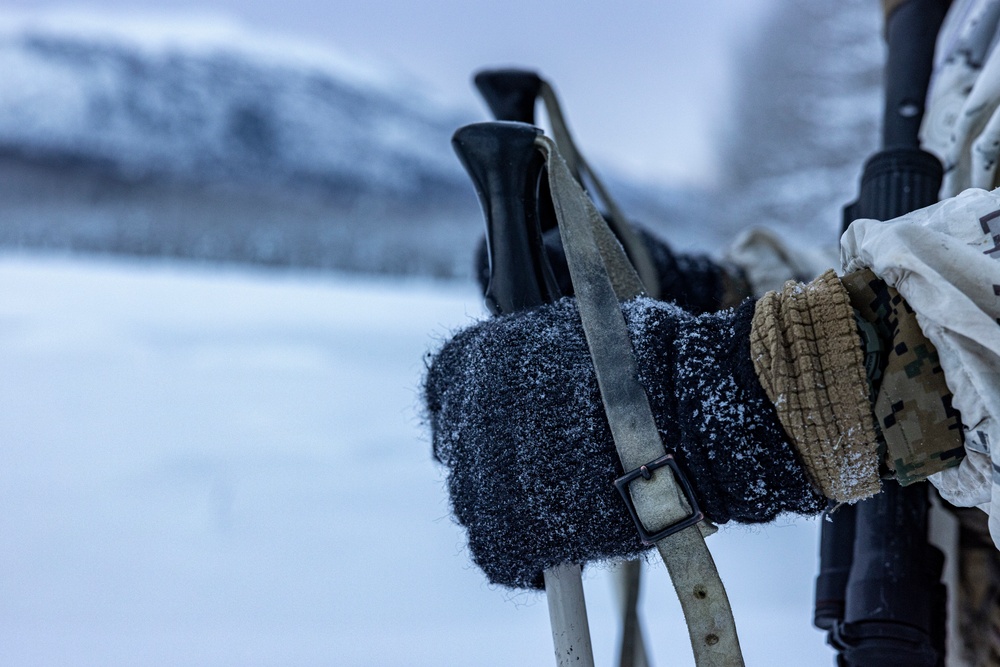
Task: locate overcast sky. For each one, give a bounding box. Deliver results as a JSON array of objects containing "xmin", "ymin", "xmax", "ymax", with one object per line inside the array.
[{"xmin": 4, "ymin": 0, "xmax": 778, "ymax": 187}]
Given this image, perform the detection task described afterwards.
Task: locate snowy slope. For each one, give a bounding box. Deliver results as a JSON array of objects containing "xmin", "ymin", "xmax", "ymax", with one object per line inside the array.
[
  {"xmin": 0, "ymin": 12, "xmax": 493, "ymax": 278},
  {"xmin": 0, "ymin": 11, "xmax": 721, "ymax": 280},
  {"xmin": 0, "ymin": 254, "xmax": 832, "ymax": 666},
  {"xmin": 0, "ymin": 12, "xmax": 470, "ymax": 194}
]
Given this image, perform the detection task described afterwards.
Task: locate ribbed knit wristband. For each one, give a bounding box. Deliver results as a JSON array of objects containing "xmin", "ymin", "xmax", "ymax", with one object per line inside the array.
[{"xmin": 749, "ymin": 270, "xmax": 882, "ymax": 502}]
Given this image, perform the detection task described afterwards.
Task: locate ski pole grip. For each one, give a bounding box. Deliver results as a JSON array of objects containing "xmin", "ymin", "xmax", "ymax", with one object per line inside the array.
[
  {"xmin": 452, "ymin": 121, "xmax": 562, "ymax": 314},
  {"xmin": 474, "ymin": 69, "xmax": 544, "ymax": 124}
]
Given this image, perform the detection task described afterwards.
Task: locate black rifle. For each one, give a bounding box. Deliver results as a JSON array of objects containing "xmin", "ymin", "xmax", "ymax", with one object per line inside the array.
[{"xmin": 815, "ymin": 1, "xmax": 951, "ymax": 665}]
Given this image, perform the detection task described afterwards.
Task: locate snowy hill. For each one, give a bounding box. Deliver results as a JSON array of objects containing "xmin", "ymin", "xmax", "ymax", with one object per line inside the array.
[
  {"xmin": 0, "ymin": 253, "xmax": 831, "ymax": 666},
  {"xmin": 0, "ymin": 12, "xmax": 711, "ymax": 279},
  {"xmin": 0, "ymin": 14, "xmax": 465, "ymax": 194},
  {"xmin": 0, "ymin": 13, "xmax": 485, "ymax": 277},
  {"xmin": 0, "ymin": 4, "xmax": 892, "ymax": 278}
]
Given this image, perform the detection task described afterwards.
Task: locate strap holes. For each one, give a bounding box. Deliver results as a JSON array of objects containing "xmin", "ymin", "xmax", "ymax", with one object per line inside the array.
[
  {"xmin": 693, "ymin": 585, "xmax": 708, "ymax": 600},
  {"xmin": 705, "ymin": 634, "xmax": 720, "ymax": 646}
]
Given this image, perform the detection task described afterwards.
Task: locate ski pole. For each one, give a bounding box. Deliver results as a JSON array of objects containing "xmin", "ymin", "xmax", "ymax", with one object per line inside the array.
[
  {"xmin": 474, "ymin": 69, "xmax": 651, "ymax": 667},
  {"xmin": 544, "ymin": 563, "xmax": 597, "ymax": 667},
  {"xmin": 454, "ymin": 118, "xmax": 747, "ymax": 667},
  {"xmin": 474, "ymin": 68, "xmax": 661, "ymax": 298},
  {"xmin": 451, "ymin": 120, "xmax": 594, "ymax": 667}
]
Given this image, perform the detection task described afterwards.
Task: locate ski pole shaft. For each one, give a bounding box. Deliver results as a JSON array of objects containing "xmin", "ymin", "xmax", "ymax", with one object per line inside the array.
[
  {"xmin": 545, "ymin": 563, "xmax": 597, "ymax": 667},
  {"xmin": 613, "ymin": 559, "xmax": 648, "ymax": 667}
]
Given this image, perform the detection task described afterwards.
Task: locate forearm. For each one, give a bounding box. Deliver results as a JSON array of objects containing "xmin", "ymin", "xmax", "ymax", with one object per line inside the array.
[{"xmin": 425, "ymin": 265, "xmax": 963, "ymax": 589}]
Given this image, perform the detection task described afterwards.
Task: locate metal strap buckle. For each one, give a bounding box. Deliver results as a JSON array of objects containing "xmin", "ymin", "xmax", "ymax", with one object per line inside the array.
[{"xmin": 613, "ymin": 453, "xmax": 704, "ymax": 546}]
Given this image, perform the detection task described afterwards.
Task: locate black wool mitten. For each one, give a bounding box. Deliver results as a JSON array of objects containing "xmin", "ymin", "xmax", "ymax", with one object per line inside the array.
[{"xmin": 424, "ymin": 296, "xmax": 824, "ymax": 590}]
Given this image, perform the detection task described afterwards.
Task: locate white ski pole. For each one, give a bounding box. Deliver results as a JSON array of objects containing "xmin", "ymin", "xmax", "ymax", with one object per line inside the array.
[{"xmin": 544, "ymin": 563, "xmax": 596, "ymax": 667}]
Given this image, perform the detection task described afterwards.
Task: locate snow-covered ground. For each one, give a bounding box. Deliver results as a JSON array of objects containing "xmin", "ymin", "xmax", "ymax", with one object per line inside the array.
[{"xmin": 0, "ymin": 254, "xmax": 832, "ymax": 666}]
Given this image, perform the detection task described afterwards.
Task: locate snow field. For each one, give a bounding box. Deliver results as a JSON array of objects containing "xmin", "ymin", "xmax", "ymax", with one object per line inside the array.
[{"xmin": 0, "ymin": 254, "xmax": 830, "ymax": 665}]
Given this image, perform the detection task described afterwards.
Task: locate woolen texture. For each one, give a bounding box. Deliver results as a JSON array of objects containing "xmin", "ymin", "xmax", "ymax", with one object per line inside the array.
[
  {"xmin": 424, "ymin": 296, "xmax": 825, "ymax": 589},
  {"xmin": 750, "ymin": 270, "xmax": 882, "ymax": 502}
]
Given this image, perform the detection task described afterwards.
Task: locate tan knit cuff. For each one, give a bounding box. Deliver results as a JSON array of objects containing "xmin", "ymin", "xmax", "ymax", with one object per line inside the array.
[{"xmin": 749, "ymin": 270, "xmax": 881, "ymax": 503}]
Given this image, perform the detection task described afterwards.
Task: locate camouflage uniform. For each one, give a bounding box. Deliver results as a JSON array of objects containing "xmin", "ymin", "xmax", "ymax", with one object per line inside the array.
[{"xmin": 842, "ymin": 268, "xmax": 966, "ymax": 485}]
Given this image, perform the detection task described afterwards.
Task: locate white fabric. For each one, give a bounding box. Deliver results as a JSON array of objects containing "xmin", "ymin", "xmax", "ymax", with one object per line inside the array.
[
  {"xmin": 841, "ymin": 188, "xmax": 1000, "ymax": 547},
  {"xmin": 922, "ymin": 0, "xmax": 1000, "ymax": 196},
  {"xmin": 724, "ymin": 228, "xmax": 839, "ymax": 298}
]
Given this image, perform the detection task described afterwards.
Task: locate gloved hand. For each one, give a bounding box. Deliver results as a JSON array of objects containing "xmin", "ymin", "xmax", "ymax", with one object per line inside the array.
[
  {"xmin": 749, "ymin": 270, "xmax": 963, "ymax": 498},
  {"xmin": 425, "ymin": 293, "xmax": 826, "ymax": 590},
  {"xmin": 842, "ymin": 268, "xmax": 965, "ymax": 484},
  {"xmin": 425, "ymin": 265, "xmax": 965, "ymax": 589}
]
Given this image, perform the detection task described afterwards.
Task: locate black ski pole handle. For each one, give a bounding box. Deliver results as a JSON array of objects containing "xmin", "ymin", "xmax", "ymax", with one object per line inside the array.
[
  {"xmin": 473, "ymin": 69, "xmax": 562, "ymax": 237},
  {"xmin": 474, "ymin": 70, "xmax": 544, "ymax": 124},
  {"xmin": 470, "ymin": 69, "xmax": 662, "ymax": 301},
  {"xmin": 451, "ymin": 121, "xmax": 562, "ymax": 314}
]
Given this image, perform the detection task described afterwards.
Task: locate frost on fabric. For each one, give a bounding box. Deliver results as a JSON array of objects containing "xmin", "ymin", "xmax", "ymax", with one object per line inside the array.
[
  {"xmin": 624, "ymin": 296, "xmax": 825, "ymax": 524},
  {"xmin": 424, "ymin": 295, "xmax": 824, "ymax": 589},
  {"xmin": 424, "ymin": 298, "xmax": 647, "ymax": 589}
]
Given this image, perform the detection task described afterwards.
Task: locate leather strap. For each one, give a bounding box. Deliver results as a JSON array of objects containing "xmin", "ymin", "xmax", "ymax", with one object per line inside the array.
[
  {"xmin": 537, "ymin": 135, "xmax": 745, "ymax": 667},
  {"xmin": 537, "ymin": 81, "xmax": 662, "ymax": 299}
]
